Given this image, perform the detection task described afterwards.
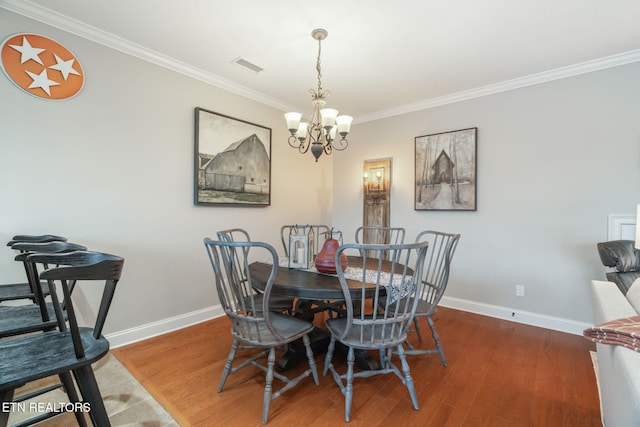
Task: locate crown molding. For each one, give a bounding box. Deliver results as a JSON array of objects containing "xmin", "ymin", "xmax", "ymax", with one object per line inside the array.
[
  {"xmin": 356, "ymin": 49, "xmax": 640, "ymax": 124},
  {"xmin": 0, "ymin": 0, "xmax": 296, "ymax": 113},
  {"xmin": 3, "ymin": 0, "xmax": 639, "ymax": 123}
]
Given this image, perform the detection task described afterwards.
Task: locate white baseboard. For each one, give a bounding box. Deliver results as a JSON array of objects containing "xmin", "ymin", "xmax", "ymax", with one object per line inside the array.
[
  {"xmin": 439, "ymin": 296, "xmax": 591, "ymax": 336},
  {"xmin": 106, "ymin": 297, "xmax": 590, "ymax": 349},
  {"xmin": 106, "ymin": 305, "xmax": 225, "ymax": 348}
]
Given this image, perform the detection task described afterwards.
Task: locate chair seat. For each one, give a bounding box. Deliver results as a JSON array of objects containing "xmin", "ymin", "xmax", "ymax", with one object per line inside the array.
[
  {"xmin": 0, "ymin": 302, "xmax": 63, "ymax": 337},
  {"xmin": 0, "ymin": 282, "xmax": 47, "ymax": 301},
  {"xmin": 0, "ymin": 327, "xmax": 109, "ymax": 391},
  {"xmin": 326, "ymin": 317, "xmax": 408, "ymax": 350},
  {"xmin": 269, "ymin": 293, "xmax": 296, "ymax": 308},
  {"xmin": 233, "ymin": 312, "xmax": 315, "ymax": 347},
  {"xmin": 243, "ymin": 292, "xmax": 294, "ymax": 314},
  {"xmin": 384, "ymin": 297, "xmax": 437, "ymax": 316}
]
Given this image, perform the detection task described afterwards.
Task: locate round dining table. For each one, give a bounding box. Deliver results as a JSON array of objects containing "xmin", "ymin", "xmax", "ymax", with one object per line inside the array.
[
  {"xmin": 248, "ymin": 256, "xmax": 380, "ymax": 301},
  {"xmin": 249, "ymin": 254, "xmax": 413, "ymax": 298}
]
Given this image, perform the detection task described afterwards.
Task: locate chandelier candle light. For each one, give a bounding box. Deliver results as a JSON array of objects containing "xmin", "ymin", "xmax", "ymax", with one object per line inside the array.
[{"xmin": 285, "ymin": 28, "xmax": 353, "ymax": 162}]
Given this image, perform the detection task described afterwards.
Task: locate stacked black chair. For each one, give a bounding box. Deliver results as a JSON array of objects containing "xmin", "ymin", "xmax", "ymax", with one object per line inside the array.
[
  {"xmin": 0, "ymin": 250, "xmax": 125, "ymax": 427},
  {"xmin": 0, "ymin": 241, "xmax": 88, "ymax": 338},
  {"xmin": 1, "ymin": 235, "xmax": 68, "ymax": 304}
]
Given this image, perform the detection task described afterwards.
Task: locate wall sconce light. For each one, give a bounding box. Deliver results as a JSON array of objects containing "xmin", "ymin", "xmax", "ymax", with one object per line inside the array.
[{"xmin": 363, "ymin": 159, "xmax": 392, "ymax": 222}]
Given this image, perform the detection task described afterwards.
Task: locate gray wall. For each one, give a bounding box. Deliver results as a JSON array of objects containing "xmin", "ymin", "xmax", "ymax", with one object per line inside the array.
[
  {"xmin": 0, "ymin": 11, "xmax": 333, "ymax": 343},
  {"xmin": 333, "ymin": 63, "xmax": 640, "ymax": 331},
  {"xmin": 2, "ymin": 9, "xmax": 638, "ymax": 343}
]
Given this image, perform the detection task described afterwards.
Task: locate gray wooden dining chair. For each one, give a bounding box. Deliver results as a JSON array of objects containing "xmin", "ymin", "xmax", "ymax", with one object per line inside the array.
[
  {"xmin": 323, "ymin": 241, "xmax": 429, "ymax": 422},
  {"xmin": 216, "ymin": 228, "xmax": 295, "ymax": 315},
  {"xmin": 354, "ymin": 226, "xmax": 405, "ymax": 260},
  {"xmin": 204, "ymin": 238, "xmax": 319, "ymax": 424},
  {"xmin": 0, "ymin": 250, "xmax": 125, "ymax": 427},
  {"xmin": 382, "ymin": 230, "xmax": 460, "ymax": 366}
]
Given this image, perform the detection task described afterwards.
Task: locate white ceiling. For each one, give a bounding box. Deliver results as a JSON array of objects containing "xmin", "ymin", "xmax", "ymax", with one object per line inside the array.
[{"xmin": 3, "ymin": 0, "xmax": 640, "ymax": 122}]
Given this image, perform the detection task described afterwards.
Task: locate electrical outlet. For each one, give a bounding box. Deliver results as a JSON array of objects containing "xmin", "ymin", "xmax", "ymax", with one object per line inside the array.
[{"xmin": 516, "ymin": 285, "xmax": 525, "ymax": 297}]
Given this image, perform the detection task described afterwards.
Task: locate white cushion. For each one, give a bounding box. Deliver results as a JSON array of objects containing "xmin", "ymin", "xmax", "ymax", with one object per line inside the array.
[
  {"xmin": 591, "ymin": 280, "xmax": 640, "ymax": 427},
  {"xmin": 592, "ymin": 280, "xmax": 638, "ymax": 324},
  {"xmin": 626, "ymin": 278, "xmax": 640, "ymax": 314}
]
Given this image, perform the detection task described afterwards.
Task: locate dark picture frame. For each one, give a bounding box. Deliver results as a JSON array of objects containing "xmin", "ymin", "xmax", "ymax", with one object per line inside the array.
[
  {"xmin": 194, "ymin": 107, "xmax": 271, "ymax": 207},
  {"xmin": 415, "ymin": 127, "xmax": 477, "ymax": 211}
]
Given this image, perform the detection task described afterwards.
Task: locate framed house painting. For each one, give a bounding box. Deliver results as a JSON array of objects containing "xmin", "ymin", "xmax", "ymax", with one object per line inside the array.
[
  {"xmin": 415, "ymin": 127, "xmax": 477, "ymax": 211},
  {"xmin": 194, "ymin": 107, "xmax": 271, "ymax": 207}
]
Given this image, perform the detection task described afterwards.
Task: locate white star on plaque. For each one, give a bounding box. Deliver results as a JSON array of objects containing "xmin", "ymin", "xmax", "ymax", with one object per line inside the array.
[
  {"xmin": 25, "ymin": 69, "xmax": 60, "ymax": 96},
  {"xmin": 49, "ymin": 54, "xmax": 81, "ymax": 81},
  {"xmin": 9, "ymin": 36, "xmax": 45, "ymax": 65}
]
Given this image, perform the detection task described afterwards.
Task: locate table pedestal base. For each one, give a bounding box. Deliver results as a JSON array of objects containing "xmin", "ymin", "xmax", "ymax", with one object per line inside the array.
[
  {"xmin": 276, "ymin": 300, "xmax": 380, "ymax": 372},
  {"xmin": 276, "ymin": 337, "xmax": 380, "ymax": 372}
]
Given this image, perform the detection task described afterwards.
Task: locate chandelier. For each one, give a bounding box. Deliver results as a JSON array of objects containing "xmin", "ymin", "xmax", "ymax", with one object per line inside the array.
[{"xmin": 285, "ymin": 28, "xmax": 352, "ymax": 162}]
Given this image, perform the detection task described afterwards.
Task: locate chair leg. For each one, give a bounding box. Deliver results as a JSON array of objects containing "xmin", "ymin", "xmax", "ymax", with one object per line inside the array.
[
  {"xmin": 262, "ymin": 347, "xmax": 276, "ymax": 424},
  {"xmin": 414, "ymin": 316, "xmax": 423, "ymax": 342},
  {"xmin": 344, "ymin": 346, "xmax": 355, "ymax": 423},
  {"xmin": 302, "ymin": 334, "xmax": 319, "ymax": 385},
  {"xmin": 323, "ymin": 336, "xmax": 336, "ymax": 376},
  {"xmin": 59, "ymin": 372, "xmax": 89, "ymax": 427},
  {"xmin": 427, "ymin": 316, "xmax": 447, "ymax": 366},
  {"xmin": 219, "ymin": 339, "xmax": 239, "ymax": 392},
  {"xmin": 73, "ymin": 365, "xmax": 110, "ymax": 427},
  {"xmin": 397, "ymin": 344, "xmax": 419, "ymax": 411},
  {"xmin": 0, "ymin": 389, "xmax": 14, "ymax": 427}
]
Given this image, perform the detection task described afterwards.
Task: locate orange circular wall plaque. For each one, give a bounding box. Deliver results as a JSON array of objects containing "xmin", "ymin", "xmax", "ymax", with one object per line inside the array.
[{"xmin": 1, "ymin": 33, "xmax": 84, "ymax": 100}]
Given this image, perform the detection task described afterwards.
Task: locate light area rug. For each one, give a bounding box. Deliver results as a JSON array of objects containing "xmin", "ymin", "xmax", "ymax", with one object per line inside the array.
[
  {"xmin": 590, "ymin": 350, "xmax": 605, "ymax": 427},
  {"xmin": 7, "ymin": 352, "xmax": 178, "ymax": 427}
]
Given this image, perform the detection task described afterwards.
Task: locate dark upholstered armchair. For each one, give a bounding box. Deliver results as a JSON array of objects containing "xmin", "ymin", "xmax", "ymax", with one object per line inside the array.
[{"xmin": 597, "ymin": 240, "xmax": 640, "ymax": 295}]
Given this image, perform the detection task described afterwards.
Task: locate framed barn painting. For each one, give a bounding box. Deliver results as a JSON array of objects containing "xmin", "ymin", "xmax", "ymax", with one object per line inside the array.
[
  {"xmin": 194, "ymin": 107, "xmax": 271, "ymax": 207},
  {"xmin": 415, "ymin": 127, "xmax": 477, "ymax": 211}
]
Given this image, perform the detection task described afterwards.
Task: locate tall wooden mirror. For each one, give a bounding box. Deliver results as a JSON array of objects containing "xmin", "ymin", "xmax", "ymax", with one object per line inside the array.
[{"xmin": 363, "ymin": 158, "xmax": 391, "ymax": 230}]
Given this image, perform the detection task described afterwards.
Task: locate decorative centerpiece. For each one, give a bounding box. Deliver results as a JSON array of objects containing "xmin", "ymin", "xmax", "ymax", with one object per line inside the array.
[
  {"xmin": 289, "ymin": 228, "xmax": 314, "ymax": 269},
  {"xmin": 315, "ymin": 231, "xmax": 348, "ymax": 274}
]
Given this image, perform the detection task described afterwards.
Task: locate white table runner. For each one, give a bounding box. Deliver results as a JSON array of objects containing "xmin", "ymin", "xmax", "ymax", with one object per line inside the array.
[{"xmin": 266, "ymin": 257, "xmax": 413, "ymax": 303}]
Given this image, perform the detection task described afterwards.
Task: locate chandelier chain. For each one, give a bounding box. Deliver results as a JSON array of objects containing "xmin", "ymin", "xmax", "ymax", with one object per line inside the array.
[
  {"xmin": 316, "ymin": 36, "xmax": 323, "ymax": 95},
  {"xmin": 285, "ymin": 28, "xmax": 352, "ymax": 162}
]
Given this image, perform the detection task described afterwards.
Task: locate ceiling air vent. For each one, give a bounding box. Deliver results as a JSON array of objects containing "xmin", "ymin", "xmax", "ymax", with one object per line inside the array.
[{"xmin": 232, "ymin": 57, "xmax": 264, "ymax": 74}]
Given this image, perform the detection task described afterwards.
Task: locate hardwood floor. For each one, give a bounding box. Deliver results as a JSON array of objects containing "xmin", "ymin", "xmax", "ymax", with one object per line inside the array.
[{"xmin": 111, "ymin": 307, "xmax": 601, "ymax": 427}]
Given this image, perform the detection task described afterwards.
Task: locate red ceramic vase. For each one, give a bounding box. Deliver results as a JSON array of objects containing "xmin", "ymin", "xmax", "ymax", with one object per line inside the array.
[{"xmin": 315, "ymin": 238, "xmax": 348, "ymax": 274}]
